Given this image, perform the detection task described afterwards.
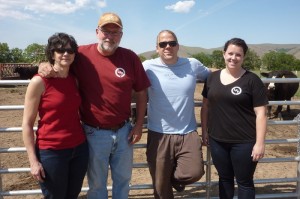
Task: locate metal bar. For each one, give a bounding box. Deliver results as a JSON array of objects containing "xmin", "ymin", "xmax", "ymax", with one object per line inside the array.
[
  {"xmin": 261, "ymin": 78, "xmax": 300, "ymax": 83},
  {"xmin": 0, "ymin": 80, "xmax": 29, "ymax": 85}
]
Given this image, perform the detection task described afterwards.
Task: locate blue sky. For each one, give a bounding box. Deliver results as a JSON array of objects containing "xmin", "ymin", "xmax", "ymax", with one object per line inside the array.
[{"xmin": 0, "ymin": 0, "xmax": 299, "ymax": 54}]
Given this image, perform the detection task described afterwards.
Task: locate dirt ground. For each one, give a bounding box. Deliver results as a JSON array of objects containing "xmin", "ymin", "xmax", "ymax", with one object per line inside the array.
[{"xmin": 0, "ymin": 84, "xmax": 299, "ymax": 199}]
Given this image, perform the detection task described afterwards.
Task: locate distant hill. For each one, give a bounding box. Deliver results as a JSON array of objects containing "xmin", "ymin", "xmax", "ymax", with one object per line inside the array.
[{"xmin": 139, "ymin": 44, "xmax": 300, "ymax": 60}]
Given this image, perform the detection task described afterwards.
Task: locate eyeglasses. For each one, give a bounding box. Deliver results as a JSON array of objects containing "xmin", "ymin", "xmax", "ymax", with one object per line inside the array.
[
  {"xmin": 54, "ymin": 48, "xmax": 75, "ymax": 54},
  {"xmin": 158, "ymin": 41, "xmax": 178, "ymax": 48},
  {"xmin": 98, "ymin": 28, "xmax": 122, "ymax": 37}
]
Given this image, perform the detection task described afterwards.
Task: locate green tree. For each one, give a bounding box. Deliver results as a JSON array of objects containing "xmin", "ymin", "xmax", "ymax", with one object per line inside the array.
[
  {"xmin": 10, "ymin": 48, "xmax": 24, "ymax": 63},
  {"xmin": 191, "ymin": 52, "xmax": 213, "ymax": 67},
  {"xmin": 293, "ymin": 59, "xmax": 300, "ymax": 71},
  {"xmin": 0, "ymin": 43, "xmax": 11, "ymax": 63},
  {"xmin": 262, "ymin": 51, "xmax": 296, "ymax": 71},
  {"xmin": 151, "ymin": 53, "xmax": 159, "ymax": 59},
  {"xmin": 243, "ymin": 49, "xmax": 261, "ymax": 70},
  {"xmin": 138, "ymin": 55, "xmax": 147, "ymax": 62},
  {"xmin": 23, "ymin": 43, "xmax": 46, "ymax": 64},
  {"xmin": 211, "ymin": 50, "xmax": 224, "ymax": 69}
]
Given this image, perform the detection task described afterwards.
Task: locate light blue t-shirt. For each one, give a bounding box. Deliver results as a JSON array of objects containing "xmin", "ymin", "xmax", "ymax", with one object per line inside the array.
[{"xmin": 143, "ymin": 57, "xmax": 210, "ymax": 134}]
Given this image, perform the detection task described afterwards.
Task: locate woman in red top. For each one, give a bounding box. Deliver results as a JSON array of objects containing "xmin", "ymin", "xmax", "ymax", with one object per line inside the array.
[{"xmin": 22, "ymin": 32, "xmax": 88, "ymax": 199}]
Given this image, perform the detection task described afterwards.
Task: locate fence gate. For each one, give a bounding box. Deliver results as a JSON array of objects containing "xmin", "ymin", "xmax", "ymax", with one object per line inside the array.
[{"xmin": 0, "ymin": 79, "xmax": 300, "ymax": 198}]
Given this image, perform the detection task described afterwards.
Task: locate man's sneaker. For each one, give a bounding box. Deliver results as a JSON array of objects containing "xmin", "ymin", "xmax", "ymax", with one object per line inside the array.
[{"xmin": 172, "ymin": 184, "xmax": 185, "ymax": 192}]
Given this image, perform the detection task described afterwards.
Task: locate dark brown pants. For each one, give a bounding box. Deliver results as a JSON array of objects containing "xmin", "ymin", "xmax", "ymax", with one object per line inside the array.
[{"xmin": 146, "ymin": 130, "xmax": 205, "ymax": 199}]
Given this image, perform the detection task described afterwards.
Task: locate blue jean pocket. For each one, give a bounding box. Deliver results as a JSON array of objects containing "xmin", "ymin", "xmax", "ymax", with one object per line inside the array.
[{"xmin": 83, "ymin": 124, "xmax": 96, "ymax": 136}]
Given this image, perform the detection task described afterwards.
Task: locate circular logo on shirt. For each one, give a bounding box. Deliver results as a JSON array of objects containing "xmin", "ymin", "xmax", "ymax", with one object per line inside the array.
[
  {"xmin": 115, "ymin": 68, "xmax": 125, "ymax": 78},
  {"xmin": 231, "ymin": 86, "xmax": 242, "ymax": 95}
]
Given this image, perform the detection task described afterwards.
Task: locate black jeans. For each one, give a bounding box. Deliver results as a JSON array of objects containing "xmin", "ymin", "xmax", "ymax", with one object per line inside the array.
[
  {"xmin": 209, "ymin": 137, "xmax": 257, "ymax": 199},
  {"xmin": 37, "ymin": 141, "xmax": 89, "ymax": 199}
]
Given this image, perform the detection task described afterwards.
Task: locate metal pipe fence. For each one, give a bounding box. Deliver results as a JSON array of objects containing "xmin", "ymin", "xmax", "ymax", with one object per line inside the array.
[{"xmin": 0, "ymin": 79, "xmax": 300, "ymax": 198}]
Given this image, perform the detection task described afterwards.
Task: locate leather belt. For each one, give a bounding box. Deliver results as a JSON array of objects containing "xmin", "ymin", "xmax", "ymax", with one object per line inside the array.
[{"xmin": 84, "ymin": 119, "xmax": 129, "ymax": 132}]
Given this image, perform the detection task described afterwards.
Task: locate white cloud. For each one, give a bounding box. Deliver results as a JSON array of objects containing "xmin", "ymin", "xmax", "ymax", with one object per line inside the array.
[
  {"xmin": 165, "ymin": 0, "xmax": 195, "ymax": 13},
  {"xmin": 0, "ymin": 0, "xmax": 31, "ymax": 19},
  {"xmin": 0, "ymin": 9, "xmax": 33, "ymax": 20},
  {"xmin": 0, "ymin": 0, "xmax": 107, "ymax": 20},
  {"xmin": 97, "ymin": 0, "xmax": 107, "ymax": 8}
]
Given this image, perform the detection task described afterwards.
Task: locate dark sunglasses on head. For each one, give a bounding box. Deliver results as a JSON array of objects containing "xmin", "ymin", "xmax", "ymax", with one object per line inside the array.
[
  {"xmin": 55, "ymin": 48, "xmax": 75, "ymax": 54},
  {"xmin": 158, "ymin": 41, "xmax": 178, "ymax": 48}
]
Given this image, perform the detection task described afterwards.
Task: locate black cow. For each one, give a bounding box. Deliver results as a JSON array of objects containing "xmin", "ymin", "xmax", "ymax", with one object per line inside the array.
[
  {"xmin": 261, "ymin": 70, "xmax": 299, "ymax": 117},
  {"xmin": 14, "ymin": 66, "xmax": 38, "ymax": 80}
]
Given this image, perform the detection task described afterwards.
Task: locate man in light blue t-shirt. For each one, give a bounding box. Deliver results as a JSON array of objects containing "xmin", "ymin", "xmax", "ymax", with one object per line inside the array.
[{"xmin": 143, "ymin": 30, "xmax": 210, "ymax": 199}]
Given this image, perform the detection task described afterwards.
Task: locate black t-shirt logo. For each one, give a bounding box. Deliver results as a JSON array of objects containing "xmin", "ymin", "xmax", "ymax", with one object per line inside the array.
[{"xmin": 231, "ymin": 86, "xmax": 242, "ymax": 95}]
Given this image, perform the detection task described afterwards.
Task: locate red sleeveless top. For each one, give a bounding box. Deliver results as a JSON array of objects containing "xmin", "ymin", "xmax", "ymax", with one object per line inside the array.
[{"xmin": 36, "ymin": 74, "xmax": 86, "ymax": 150}]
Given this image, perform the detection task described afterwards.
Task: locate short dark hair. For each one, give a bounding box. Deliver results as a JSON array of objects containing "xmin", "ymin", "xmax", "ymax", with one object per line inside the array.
[
  {"xmin": 224, "ymin": 38, "xmax": 248, "ymax": 55},
  {"xmin": 156, "ymin": 30, "xmax": 178, "ymax": 44},
  {"xmin": 45, "ymin": 32, "xmax": 78, "ymax": 65}
]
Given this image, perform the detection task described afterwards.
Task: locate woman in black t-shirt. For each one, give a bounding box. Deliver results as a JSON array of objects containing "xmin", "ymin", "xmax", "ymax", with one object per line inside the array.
[{"xmin": 201, "ymin": 38, "xmax": 268, "ymax": 199}]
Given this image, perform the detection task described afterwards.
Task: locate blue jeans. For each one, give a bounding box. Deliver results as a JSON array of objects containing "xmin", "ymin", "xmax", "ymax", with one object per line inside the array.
[
  {"xmin": 209, "ymin": 137, "xmax": 257, "ymax": 199},
  {"xmin": 83, "ymin": 122, "xmax": 133, "ymax": 199},
  {"xmin": 37, "ymin": 141, "xmax": 89, "ymax": 199}
]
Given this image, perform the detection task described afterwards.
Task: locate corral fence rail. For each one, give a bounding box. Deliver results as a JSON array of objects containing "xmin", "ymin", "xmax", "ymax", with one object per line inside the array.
[{"xmin": 0, "ymin": 78, "xmax": 300, "ymax": 199}]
